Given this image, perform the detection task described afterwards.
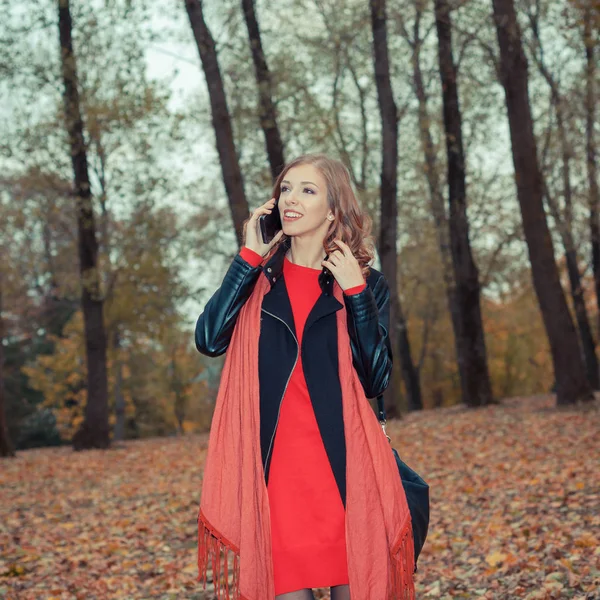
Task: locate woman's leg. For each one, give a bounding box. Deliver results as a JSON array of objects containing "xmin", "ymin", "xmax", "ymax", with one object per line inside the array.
[
  {"xmin": 330, "ymin": 584, "xmax": 350, "ymax": 600},
  {"xmin": 275, "ymin": 589, "xmax": 315, "ymax": 600}
]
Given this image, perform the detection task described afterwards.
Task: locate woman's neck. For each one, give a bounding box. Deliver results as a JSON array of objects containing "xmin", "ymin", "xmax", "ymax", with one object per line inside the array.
[{"xmin": 285, "ymin": 237, "xmax": 327, "ymax": 270}]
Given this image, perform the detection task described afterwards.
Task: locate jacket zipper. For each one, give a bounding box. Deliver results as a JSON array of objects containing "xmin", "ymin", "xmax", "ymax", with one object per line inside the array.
[{"xmin": 261, "ymin": 308, "xmax": 299, "ymax": 474}]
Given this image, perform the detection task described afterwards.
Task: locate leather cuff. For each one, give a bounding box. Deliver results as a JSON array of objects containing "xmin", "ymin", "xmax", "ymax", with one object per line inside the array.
[
  {"xmin": 344, "ymin": 282, "xmax": 367, "ymax": 296},
  {"xmin": 343, "ymin": 286, "xmax": 379, "ymax": 323},
  {"xmin": 239, "ymin": 246, "xmax": 263, "ymax": 267}
]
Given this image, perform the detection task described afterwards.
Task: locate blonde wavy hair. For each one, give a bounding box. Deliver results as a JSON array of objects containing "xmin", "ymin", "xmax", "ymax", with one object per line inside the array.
[{"xmin": 263, "ymin": 153, "xmax": 376, "ymax": 279}]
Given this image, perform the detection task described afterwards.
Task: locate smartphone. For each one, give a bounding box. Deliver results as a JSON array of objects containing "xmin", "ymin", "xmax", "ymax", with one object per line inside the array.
[{"xmin": 259, "ymin": 197, "xmax": 282, "ymax": 244}]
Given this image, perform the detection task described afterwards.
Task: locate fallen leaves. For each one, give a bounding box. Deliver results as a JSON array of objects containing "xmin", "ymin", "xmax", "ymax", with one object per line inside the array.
[{"xmin": 0, "ymin": 394, "xmax": 599, "ymax": 599}]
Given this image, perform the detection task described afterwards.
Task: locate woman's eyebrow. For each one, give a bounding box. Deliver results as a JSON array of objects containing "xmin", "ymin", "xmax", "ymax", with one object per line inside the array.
[{"xmin": 281, "ymin": 179, "xmax": 320, "ymax": 189}]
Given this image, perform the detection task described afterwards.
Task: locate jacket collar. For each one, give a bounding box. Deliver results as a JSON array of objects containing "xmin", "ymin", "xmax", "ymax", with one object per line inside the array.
[
  {"xmin": 261, "ymin": 237, "xmax": 343, "ymax": 339},
  {"xmin": 262, "ymin": 236, "xmax": 335, "ymax": 296}
]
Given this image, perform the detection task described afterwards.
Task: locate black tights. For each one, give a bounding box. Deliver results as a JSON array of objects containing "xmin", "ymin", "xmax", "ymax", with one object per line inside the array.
[{"xmin": 275, "ymin": 584, "xmax": 350, "ymax": 600}]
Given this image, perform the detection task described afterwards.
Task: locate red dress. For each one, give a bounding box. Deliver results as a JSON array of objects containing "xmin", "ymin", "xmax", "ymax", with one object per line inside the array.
[{"xmin": 239, "ymin": 247, "xmax": 366, "ymax": 595}]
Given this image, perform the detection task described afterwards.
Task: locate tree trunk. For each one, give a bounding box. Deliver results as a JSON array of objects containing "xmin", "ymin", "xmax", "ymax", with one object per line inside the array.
[
  {"xmin": 410, "ymin": 18, "xmax": 465, "ymax": 399},
  {"xmin": 491, "ymin": 0, "xmax": 593, "ymax": 406},
  {"xmin": 543, "ymin": 180, "xmax": 599, "ymax": 389},
  {"xmin": 113, "ymin": 327, "xmax": 125, "ymax": 442},
  {"xmin": 526, "ymin": 7, "xmax": 599, "ymax": 390},
  {"xmin": 583, "ymin": 7, "xmax": 600, "ymax": 334},
  {"xmin": 241, "ymin": 0, "xmax": 285, "ymax": 180},
  {"xmin": 58, "ymin": 0, "xmax": 110, "ymax": 449},
  {"xmin": 370, "ymin": 0, "xmax": 421, "ymax": 415},
  {"xmin": 185, "ymin": 0, "xmax": 249, "ymax": 247},
  {"xmin": 172, "ymin": 350, "xmax": 186, "ymax": 435},
  {"xmin": 0, "ymin": 268, "xmax": 15, "ymax": 457},
  {"xmin": 434, "ymin": 0, "xmax": 495, "ymax": 407},
  {"xmin": 556, "ymin": 104, "xmax": 599, "ymax": 388}
]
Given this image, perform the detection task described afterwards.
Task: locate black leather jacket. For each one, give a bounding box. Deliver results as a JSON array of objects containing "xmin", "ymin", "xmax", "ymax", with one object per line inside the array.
[{"xmin": 195, "ymin": 237, "xmax": 392, "ymax": 508}]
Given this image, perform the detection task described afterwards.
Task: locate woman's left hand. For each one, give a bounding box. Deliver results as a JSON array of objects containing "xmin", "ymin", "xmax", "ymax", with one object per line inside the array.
[{"xmin": 321, "ymin": 239, "xmax": 365, "ymax": 291}]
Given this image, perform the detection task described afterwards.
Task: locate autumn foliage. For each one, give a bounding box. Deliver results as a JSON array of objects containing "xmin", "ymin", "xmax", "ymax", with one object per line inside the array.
[{"xmin": 1, "ymin": 395, "xmax": 598, "ymax": 598}]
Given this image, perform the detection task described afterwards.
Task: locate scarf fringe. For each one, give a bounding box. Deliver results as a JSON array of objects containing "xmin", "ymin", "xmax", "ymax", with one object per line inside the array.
[
  {"xmin": 198, "ymin": 507, "xmax": 246, "ymax": 600},
  {"xmin": 388, "ymin": 517, "xmax": 416, "ymax": 600}
]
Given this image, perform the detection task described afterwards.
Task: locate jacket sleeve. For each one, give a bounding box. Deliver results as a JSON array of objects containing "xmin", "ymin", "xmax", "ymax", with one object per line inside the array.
[
  {"xmin": 343, "ymin": 274, "xmax": 393, "ymax": 399},
  {"xmin": 194, "ymin": 252, "xmax": 264, "ymax": 357}
]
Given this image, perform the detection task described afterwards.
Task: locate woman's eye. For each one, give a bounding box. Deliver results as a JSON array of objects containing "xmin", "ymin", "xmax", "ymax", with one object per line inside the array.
[{"xmin": 279, "ymin": 185, "xmax": 314, "ymax": 194}]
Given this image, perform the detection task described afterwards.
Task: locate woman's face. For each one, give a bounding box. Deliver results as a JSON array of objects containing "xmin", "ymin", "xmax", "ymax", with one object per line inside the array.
[{"xmin": 278, "ymin": 164, "xmax": 331, "ymax": 239}]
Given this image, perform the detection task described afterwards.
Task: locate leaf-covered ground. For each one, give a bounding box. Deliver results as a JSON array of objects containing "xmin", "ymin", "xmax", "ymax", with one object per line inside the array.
[{"xmin": 1, "ymin": 394, "xmax": 598, "ymax": 600}]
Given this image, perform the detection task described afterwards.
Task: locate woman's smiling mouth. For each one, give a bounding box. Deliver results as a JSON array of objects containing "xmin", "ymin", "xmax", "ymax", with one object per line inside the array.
[{"xmin": 283, "ymin": 210, "xmax": 303, "ymax": 221}]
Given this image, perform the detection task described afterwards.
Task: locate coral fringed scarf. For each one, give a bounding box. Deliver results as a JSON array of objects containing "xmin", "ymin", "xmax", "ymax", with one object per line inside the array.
[{"xmin": 197, "ymin": 271, "xmax": 415, "ymax": 599}]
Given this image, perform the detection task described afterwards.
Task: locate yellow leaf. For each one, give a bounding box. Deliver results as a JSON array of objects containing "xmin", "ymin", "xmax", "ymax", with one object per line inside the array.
[{"xmin": 485, "ymin": 551, "xmax": 507, "ymax": 566}]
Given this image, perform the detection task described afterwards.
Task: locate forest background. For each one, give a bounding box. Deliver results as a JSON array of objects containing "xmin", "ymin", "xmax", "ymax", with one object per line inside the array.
[
  {"xmin": 0, "ymin": 0, "xmax": 598, "ymax": 450},
  {"xmin": 1, "ymin": 1, "xmax": 600, "ymax": 598}
]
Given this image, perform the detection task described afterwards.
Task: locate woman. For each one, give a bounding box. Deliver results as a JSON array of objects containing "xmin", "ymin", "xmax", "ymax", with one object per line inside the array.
[{"xmin": 195, "ymin": 154, "xmax": 415, "ymax": 600}]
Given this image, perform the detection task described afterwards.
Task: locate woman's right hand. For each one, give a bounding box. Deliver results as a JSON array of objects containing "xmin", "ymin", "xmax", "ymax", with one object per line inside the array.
[{"xmin": 243, "ymin": 197, "xmax": 285, "ymax": 257}]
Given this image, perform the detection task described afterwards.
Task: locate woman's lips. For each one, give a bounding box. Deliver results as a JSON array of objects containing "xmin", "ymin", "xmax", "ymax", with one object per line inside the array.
[{"xmin": 283, "ymin": 213, "xmax": 303, "ymax": 221}]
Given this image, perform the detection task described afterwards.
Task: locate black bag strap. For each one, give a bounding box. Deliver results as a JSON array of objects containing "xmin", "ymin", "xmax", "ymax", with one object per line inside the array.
[
  {"xmin": 376, "ymin": 393, "xmax": 386, "ymax": 421},
  {"xmin": 376, "ymin": 394, "xmax": 391, "ymax": 443}
]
